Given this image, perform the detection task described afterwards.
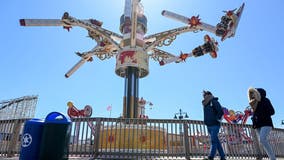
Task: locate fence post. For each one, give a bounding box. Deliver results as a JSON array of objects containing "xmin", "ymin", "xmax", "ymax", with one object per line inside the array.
[
  {"xmin": 93, "ymin": 118, "xmax": 101, "ymax": 158},
  {"xmin": 183, "ymin": 122, "xmax": 191, "ymax": 160},
  {"xmin": 7, "ymin": 119, "xmax": 22, "ymax": 157}
]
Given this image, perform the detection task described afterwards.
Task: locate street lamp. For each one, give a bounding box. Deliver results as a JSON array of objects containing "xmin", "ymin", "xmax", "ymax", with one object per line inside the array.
[
  {"xmin": 174, "ymin": 108, "xmax": 189, "ymax": 136},
  {"xmin": 281, "ymin": 120, "xmax": 284, "ymax": 125},
  {"xmin": 174, "ymin": 109, "xmax": 189, "ymax": 120}
]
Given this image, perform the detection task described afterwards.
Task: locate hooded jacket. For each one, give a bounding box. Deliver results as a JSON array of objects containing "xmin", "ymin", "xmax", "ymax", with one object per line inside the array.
[
  {"xmin": 251, "ymin": 88, "xmax": 275, "ymax": 129},
  {"xmin": 203, "ymin": 96, "xmax": 224, "ymax": 126}
]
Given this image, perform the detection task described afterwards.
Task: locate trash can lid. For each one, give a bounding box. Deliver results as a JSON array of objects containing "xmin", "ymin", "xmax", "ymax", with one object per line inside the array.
[
  {"xmin": 45, "ymin": 112, "xmax": 71, "ymax": 124},
  {"xmin": 26, "ymin": 118, "xmax": 45, "ymax": 124}
]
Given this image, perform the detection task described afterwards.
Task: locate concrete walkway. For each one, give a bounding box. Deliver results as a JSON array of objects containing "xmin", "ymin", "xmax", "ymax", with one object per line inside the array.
[{"xmin": 1, "ymin": 157, "xmax": 284, "ymax": 160}]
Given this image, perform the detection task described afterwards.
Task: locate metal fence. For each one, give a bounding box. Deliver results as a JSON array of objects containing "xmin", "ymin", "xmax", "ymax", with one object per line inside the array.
[{"xmin": 1, "ymin": 117, "xmax": 284, "ymax": 159}]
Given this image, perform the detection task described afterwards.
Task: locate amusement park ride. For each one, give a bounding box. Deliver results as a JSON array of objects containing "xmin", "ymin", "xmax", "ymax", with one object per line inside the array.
[
  {"xmin": 19, "ymin": 0, "xmax": 244, "ymax": 119},
  {"xmin": 223, "ymin": 106, "xmax": 252, "ymax": 125}
]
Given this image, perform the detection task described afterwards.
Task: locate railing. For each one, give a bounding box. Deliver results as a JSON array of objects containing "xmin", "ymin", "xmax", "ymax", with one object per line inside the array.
[
  {"xmin": 0, "ymin": 119, "xmax": 26, "ymax": 157},
  {"xmin": 1, "ymin": 117, "xmax": 284, "ymax": 159}
]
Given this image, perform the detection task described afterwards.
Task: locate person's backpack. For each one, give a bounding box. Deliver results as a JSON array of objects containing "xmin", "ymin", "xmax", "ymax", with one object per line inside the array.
[{"xmin": 210, "ymin": 100, "xmax": 224, "ymax": 122}]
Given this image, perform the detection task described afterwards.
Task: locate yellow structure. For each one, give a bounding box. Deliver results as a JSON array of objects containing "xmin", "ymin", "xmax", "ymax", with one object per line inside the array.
[{"xmin": 99, "ymin": 124, "xmax": 166, "ymax": 150}]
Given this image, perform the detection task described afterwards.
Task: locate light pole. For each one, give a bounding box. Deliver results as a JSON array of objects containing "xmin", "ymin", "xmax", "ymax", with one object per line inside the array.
[
  {"xmin": 174, "ymin": 109, "xmax": 189, "ymax": 134},
  {"xmin": 174, "ymin": 109, "xmax": 189, "ymax": 120},
  {"xmin": 282, "ymin": 120, "xmax": 284, "ymax": 126}
]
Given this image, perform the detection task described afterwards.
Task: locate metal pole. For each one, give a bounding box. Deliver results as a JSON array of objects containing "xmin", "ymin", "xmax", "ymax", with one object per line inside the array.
[{"xmin": 123, "ymin": 66, "xmax": 139, "ymax": 118}]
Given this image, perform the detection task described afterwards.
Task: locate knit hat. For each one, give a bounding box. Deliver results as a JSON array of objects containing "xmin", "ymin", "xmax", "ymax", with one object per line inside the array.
[{"xmin": 203, "ymin": 90, "xmax": 212, "ymax": 97}]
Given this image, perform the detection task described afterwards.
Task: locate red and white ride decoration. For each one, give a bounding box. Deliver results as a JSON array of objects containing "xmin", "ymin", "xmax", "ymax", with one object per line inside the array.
[{"xmin": 137, "ymin": 97, "xmax": 153, "ymax": 119}]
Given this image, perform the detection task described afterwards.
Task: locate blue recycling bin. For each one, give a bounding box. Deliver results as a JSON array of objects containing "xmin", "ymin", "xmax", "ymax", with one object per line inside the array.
[
  {"xmin": 19, "ymin": 118, "xmax": 45, "ymax": 160},
  {"xmin": 39, "ymin": 112, "xmax": 71, "ymax": 160}
]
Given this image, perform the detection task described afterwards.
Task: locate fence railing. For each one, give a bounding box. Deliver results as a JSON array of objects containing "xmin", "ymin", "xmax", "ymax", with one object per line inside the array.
[{"xmin": 1, "ymin": 117, "xmax": 284, "ymax": 159}]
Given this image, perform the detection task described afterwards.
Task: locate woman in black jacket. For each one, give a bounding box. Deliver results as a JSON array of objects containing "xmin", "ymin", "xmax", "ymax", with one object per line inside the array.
[{"xmin": 248, "ymin": 87, "xmax": 276, "ymax": 160}]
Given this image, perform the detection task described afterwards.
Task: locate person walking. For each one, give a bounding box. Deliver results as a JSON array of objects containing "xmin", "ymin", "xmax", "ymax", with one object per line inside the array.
[
  {"xmin": 202, "ymin": 90, "xmax": 226, "ymax": 160},
  {"xmin": 248, "ymin": 87, "xmax": 276, "ymax": 160}
]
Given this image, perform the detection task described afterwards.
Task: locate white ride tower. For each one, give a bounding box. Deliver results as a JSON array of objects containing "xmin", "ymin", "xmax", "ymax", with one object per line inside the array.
[{"xmin": 19, "ymin": 1, "xmax": 244, "ymax": 118}]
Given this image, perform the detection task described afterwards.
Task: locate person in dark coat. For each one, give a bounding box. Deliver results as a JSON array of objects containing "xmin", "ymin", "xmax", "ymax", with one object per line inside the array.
[
  {"xmin": 202, "ymin": 90, "xmax": 226, "ymax": 160},
  {"xmin": 248, "ymin": 87, "xmax": 276, "ymax": 160}
]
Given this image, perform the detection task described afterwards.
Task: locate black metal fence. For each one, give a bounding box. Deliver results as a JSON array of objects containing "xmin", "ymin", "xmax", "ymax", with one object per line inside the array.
[{"xmin": 1, "ymin": 118, "xmax": 284, "ymax": 159}]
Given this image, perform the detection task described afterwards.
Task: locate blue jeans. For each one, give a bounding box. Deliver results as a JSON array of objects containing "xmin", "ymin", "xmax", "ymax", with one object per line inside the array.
[
  {"xmin": 256, "ymin": 126, "xmax": 276, "ymax": 160},
  {"xmin": 207, "ymin": 125, "xmax": 225, "ymax": 159}
]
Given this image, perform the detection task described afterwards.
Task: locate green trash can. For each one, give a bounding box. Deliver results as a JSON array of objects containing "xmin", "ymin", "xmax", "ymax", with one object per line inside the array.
[{"xmin": 39, "ymin": 112, "xmax": 71, "ymax": 160}]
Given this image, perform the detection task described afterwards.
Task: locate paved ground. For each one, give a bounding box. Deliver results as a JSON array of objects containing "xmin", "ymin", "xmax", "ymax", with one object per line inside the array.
[
  {"xmin": 0, "ymin": 157, "xmax": 90, "ymax": 160},
  {"xmin": 1, "ymin": 157, "xmax": 284, "ymax": 160}
]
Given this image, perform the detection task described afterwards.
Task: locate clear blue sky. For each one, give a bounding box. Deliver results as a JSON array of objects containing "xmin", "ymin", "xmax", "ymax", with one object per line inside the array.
[{"xmin": 1, "ymin": 0, "xmax": 284, "ymax": 128}]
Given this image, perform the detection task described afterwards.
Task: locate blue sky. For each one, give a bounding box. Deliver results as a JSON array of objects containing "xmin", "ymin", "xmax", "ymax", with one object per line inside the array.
[{"xmin": 1, "ymin": 0, "xmax": 284, "ymax": 128}]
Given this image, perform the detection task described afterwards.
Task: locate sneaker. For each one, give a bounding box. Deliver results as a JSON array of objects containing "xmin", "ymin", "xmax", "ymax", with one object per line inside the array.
[
  {"xmin": 203, "ymin": 157, "xmax": 214, "ymax": 160},
  {"xmin": 220, "ymin": 158, "xmax": 226, "ymax": 160}
]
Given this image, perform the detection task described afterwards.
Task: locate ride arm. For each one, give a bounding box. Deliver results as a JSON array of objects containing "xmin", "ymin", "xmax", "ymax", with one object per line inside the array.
[
  {"xmin": 149, "ymin": 48, "xmax": 187, "ymax": 66},
  {"xmin": 144, "ymin": 26, "xmax": 198, "ymax": 52},
  {"xmin": 198, "ymin": 22, "xmax": 217, "ymax": 34},
  {"xmin": 161, "ymin": 7, "xmax": 245, "ymax": 41},
  {"xmin": 148, "ymin": 34, "xmax": 218, "ymax": 66},
  {"xmin": 19, "ymin": 19, "xmax": 64, "ymax": 26},
  {"xmin": 65, "ymin": 46, "xmax": 111, "ymax": 78},
  {"xmin": 20, "ymin": 13, "xmax": 123, "ymax": 50},
  {"xmin": 161, "ymin": 10, "xmax": 217, "ymax": 34},
  {"xmin": 61, "ymin": 12, "xmax": 122, "ymax": 50},
  {"xmin": 19, "ymin": 18, "xmax": 101, "ymax": 30}
]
